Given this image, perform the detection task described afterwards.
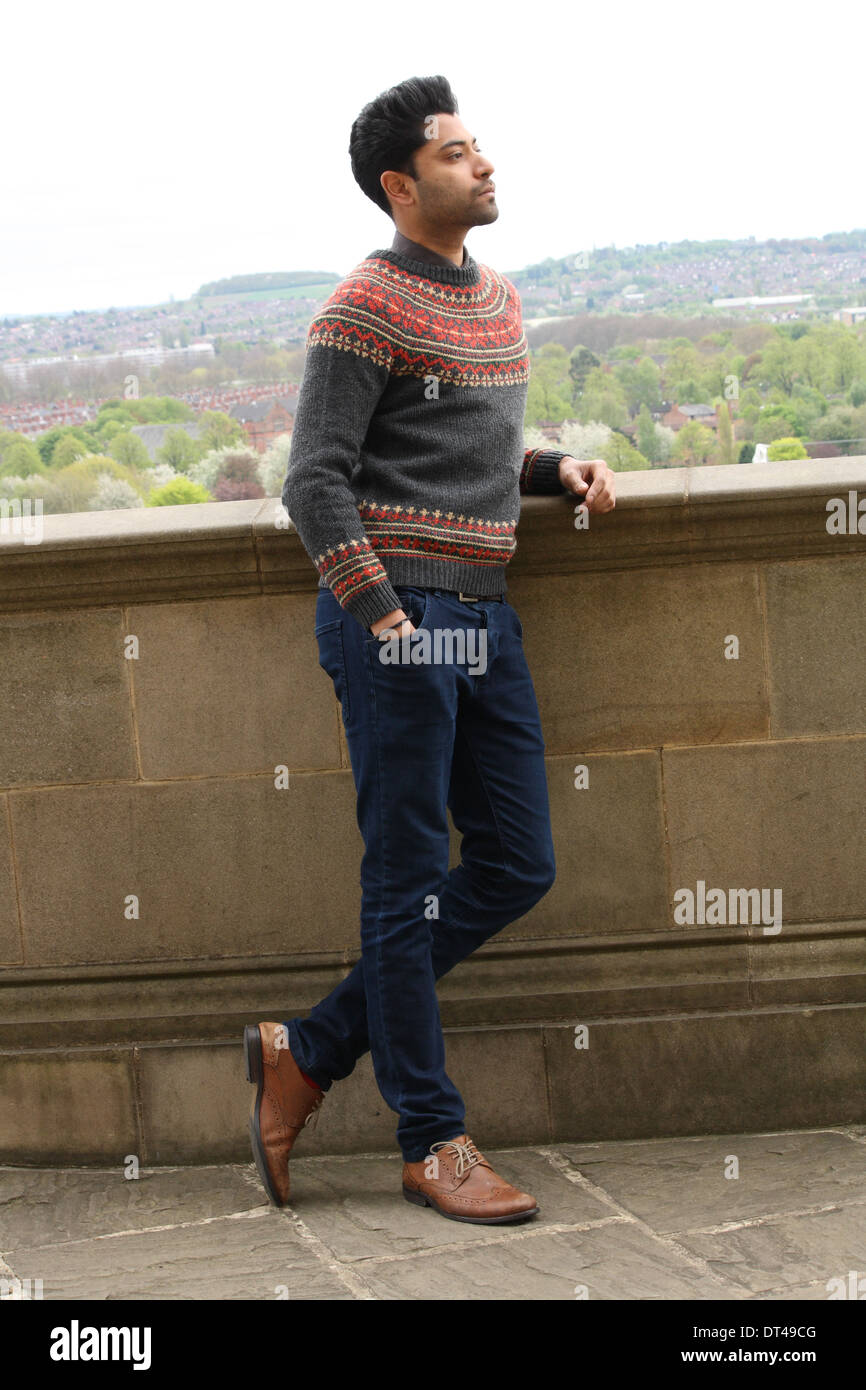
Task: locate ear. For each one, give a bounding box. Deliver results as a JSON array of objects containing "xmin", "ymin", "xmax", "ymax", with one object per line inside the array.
[{"xmin": 380, "ymin": 169, "xmax": 414, "ymax": 210}]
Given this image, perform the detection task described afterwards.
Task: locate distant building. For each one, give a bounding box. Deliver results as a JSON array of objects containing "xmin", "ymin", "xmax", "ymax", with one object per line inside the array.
[
  {"xmin": 711, "ymin": 294, "xmax": 814, "ymax": 309},
  {"xmin": 228, "ymin": 395, "xmax": 297, "ymax": 453},
  {"xmin": 661, "ymin": 403, "xmax": 718, "ymax": 431},
  {"xmin": 834, "ymin": 306, "xmax": 866, "ymax": 326},
  {"xmin": 0, "ymin": 341, "xmax": 215, "ymax": 386},
  {"xmin": 536, "ymin": 420, "xmax": 574, "ymax": 442}
]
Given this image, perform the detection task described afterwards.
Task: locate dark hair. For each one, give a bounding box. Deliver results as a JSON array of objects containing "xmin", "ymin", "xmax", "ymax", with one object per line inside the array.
[{"xmin": 349, "ymin": 75, "xmax": 459, "ymax": 218}]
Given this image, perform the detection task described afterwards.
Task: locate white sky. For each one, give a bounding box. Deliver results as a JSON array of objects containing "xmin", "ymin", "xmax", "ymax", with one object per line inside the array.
[{"xmin": 2, "ymin": 0, "xmax": 862, "ymax": 317}]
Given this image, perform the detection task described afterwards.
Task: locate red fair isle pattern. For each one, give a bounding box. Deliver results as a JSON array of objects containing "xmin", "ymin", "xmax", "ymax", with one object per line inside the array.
[
  {"xmin": 307, "ymin": 256, "xmax": 530, "ymax": 388},
  {"xmin": 357, "ymin": 499, "xmax": 517, "ymax": 565},
  {"xmin": 315, "ymin": 500, "xmax": 519, "ymax": 602},
  {"xmin": 314, "ymin": 536, "xmax": 394, "ymax": 606}
]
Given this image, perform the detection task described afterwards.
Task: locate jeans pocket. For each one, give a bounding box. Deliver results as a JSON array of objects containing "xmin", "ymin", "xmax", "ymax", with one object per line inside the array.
[
  {"xmin": 315, "ymin": 618, "xmax": 350, "ymax": 722},
  {"xmin": 364, "ymin": 587, "xmax": 432, "ymax": 642}
]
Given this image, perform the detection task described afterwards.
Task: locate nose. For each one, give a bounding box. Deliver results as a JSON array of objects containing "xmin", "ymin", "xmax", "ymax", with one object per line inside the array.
[{"xmin": 476, "ymin": 150, "xmax": 494, "ymax": 179}]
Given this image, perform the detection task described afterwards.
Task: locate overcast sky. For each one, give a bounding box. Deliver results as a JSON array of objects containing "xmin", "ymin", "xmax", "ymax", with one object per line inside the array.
[{"xmin": 2, "ymin": 0, "xmax": 862, "ymax": 318}]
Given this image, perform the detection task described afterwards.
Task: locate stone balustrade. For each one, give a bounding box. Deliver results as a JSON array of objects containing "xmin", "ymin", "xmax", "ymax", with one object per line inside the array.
[{"xmin": 1, "ymin": 458, "xmax": 864, "ymax": 1163}]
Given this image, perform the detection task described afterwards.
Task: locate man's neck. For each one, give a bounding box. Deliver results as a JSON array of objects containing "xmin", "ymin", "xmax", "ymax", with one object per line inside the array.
[{"xmin": 390, "ymin": 227, "xmax": 466, "ymax": 270}]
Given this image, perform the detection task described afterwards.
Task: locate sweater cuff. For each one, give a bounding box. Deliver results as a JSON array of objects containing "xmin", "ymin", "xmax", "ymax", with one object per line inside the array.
[
  {"xmin": 341, "ymin": 575, "xmax": 405, "ymax": 631},
  {"xmin": 521, "ymin": 449, "xmax": 567, "ymax": 494}
]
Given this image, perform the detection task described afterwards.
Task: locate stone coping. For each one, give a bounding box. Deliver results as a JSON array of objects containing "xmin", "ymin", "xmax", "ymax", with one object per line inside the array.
[{"xmin": 0, "ymin": 458, "xmax": 864, "ymax": 612}]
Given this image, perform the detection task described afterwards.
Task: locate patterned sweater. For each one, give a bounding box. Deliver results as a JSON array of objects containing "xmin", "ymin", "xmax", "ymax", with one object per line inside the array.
[{"xmin": 281, "ymin": 241, "xmax": 569, "ymax": 629}]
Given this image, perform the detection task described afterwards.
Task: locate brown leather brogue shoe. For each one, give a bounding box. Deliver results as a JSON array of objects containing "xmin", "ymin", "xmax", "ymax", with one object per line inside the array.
[
  {"xmin": 244, "ymin": 1022, "xmax": 324, "ymax": 1206},
  {"xmin": 402, "ymin": 1133, "xmax": 539, "ymax": 1224}
]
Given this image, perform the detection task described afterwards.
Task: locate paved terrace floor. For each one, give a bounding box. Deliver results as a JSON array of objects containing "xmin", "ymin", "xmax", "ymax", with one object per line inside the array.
[{"xmin": 2, "ymin": 1125, "xmax": 865, "ymax": 1301}]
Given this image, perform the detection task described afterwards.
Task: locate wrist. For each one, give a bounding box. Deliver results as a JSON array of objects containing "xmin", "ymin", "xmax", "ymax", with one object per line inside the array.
[{"xmin": 370, "ymin": 609, "xmax": 409, "ymax": 637}]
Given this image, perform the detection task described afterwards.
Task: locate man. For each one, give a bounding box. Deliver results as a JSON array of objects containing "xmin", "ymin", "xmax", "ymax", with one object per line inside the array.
[{"xmin": 245, "ymin": 75, "xmax": 615, "ymax": 1224}]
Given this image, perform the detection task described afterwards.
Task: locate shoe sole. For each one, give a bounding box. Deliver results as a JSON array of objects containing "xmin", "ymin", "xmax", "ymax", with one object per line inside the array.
[
  {"xmin": 402, "ymin": 1184, "xmax": 539, "ymax": 1224},
  {"xmin": 243, "ymin": 1024, "xmax": 286, "ymax": 1209}
]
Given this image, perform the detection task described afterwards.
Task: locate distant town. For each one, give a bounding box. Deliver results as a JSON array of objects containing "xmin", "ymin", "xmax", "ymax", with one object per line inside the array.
[{"xmin": 1, "ymin": 230, "xmax": 865, "ymax": 513}]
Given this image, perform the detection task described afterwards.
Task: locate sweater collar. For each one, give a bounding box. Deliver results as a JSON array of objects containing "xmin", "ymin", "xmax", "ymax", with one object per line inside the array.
[
  {"xmin": 371, "ymin": 234, "xmax": 481, "ymax": 286},
  {"xmin": 389, "ymin": 229, "xmax": 466, "ymax": 269}
]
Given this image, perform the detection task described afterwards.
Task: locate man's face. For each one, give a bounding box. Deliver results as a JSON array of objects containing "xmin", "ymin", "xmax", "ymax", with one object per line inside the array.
[{"xmin": 388, "ymin": 112, "xmax": 498, "ymax": 231}]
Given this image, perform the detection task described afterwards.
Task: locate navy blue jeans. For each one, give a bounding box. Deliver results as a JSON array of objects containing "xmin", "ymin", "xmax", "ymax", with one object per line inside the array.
[{"xmin": 285, "ymin": 585, "xmax": 556, "ymax": 1163}]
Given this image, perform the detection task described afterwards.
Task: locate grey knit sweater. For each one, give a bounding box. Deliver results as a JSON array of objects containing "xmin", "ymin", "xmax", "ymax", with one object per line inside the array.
[{"xmin": 281, "ymin": 239, "xmax": 569, "ymax": 629}]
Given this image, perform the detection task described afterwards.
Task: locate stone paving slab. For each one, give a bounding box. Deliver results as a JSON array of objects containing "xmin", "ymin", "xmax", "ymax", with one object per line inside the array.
[
  {"xmin": 2, "ymin": 1127, "xmax": 863, "ymax": 1301},
  {"xmin": 676, "ymin": 1205, "xmax": 866, "ymax": 1297},
  {"xmin": 353, "ymin": 1224, "xmax": 737, "ymax": 1301},
  {"xmin": 558, "ymin": 1130, "xmax": 866, "ymax": 1232},
  {"xmin": 5, "ymin": 1207, "xmax": 354, "ymax": 1300},
  {"xmin": 0, "ymin": 1164, "xmax": 261, "ymax": 1249},
  {"xmin": 283, "ymin": 1146, "xmax": 615, "ymax": 1261},
  {"xmin": 748, "ymin": 1280, "xmax": 844, "ymax": 1300}
]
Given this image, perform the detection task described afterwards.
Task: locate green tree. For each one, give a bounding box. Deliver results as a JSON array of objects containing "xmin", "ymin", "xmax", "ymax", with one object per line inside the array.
[
  {"xmin": 147, "ymin": 476, "xmax": 212, "ymax": 506},
  {"xmin": 568, "ymin": 345, "xmax": 601, "ymax": 400},
  {"xmin": 37, "ymin": 456, "xmax": 142, "ymax": 514},
  {"xmin": 664, "ymin": 339, "xmax": 705, "ymax": 400},
  {"xmin": 673, "ymin": 421, "xmax": 715, "ymax": 465},
  {"xmin": 829, "ymin": 330, "xmax": 865, "ymax": 393},
  {"xmin": 635, "ymin": 404, "xmax": 660, "ymax": 462},
  {"xmin": 614, "ymin": 356, "xmax": 662, "ymax": 416},
  {"xmin": 36, "ymin": 425, "xmax": 97, "ymax": 467},
  {"xmin": 753, "ymin": 403, "xmax": 808, "ymax": 444},
  {"xmin": 95, "ymin": 405, "xmax": 136, "ymax": 433},
  {"xmin": 579, "ymin": 367, "xmax": 628, "ymax": 430},
  {"xmin": 526, "ymin": 374, "xmax": 572, "ymax": 425},
  {"xmin": 767, "ymin": 436, "xmax": 809, "ymax": 461},
  {"xmin": 96, "ymin": 419, "xmax": 125, "ymax": 446},
  {"xmin": 52, "ymin": 433, "xmax": 92, "ymax": 468},
  {"xmin": 197, "ymin": 410, "xmax": 245, "ymax": 452},
  {"xmin": 0, "ymin": 434, "xmax": 42, "ymax": 477},
  {"xmin": 715, "ymin": 400, "xmax": 736, "ymax": 466},
  {"xmin": 157, "ymin": 428, "xmax": 201, "ymax": 472},
  {"xmin": 757, "ymin": 335, "xmax": 799, "ymax": 395},
  {"xmin": 601, "ymin": 434, "xmax": 650, "ymax": 471},
  {"xmin": 795, "ymin": 330, "xmax": 832, "ymax": 391},
  {"xmin": 109, "ymin": 431, "xmax": 151, "ymax": 469},
  {"xmin": 814, "ymin": 406, "xmax": 866, "ymax": 454}
]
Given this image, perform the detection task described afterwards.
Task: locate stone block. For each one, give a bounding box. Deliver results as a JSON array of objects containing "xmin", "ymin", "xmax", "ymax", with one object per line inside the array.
[
  {"xmin": 544, "ymin": 1005, "xmax": 866, "ymax": 1142},
  {"xmin": 764, "ymin": 558, "xmax": 866, "ymax": 737},
  {"xmin": 11, "ymin": 772, "xmax": 365, "ymax": 965},
  {"xmin": 0, "ymin": 609, "xmax": 135, "ymax": 787},
  {"xmin": 0, "ymin": 1050, "xmax": 136, "ymax": 1163},
  {"xmin": 508, "ymin": 566, "xmax": 768, "ymax": 754},
  {"xmin": 128, "ymin": 592, "xmax": 340, "ymax": 778},
  {"xmin": 663, "ymin": 740, "xmax": 866, "ymax": 928}
]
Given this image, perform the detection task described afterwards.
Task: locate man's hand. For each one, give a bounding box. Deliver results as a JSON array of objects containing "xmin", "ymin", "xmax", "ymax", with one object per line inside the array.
[
  {"xmin": 370, "ymin": 609, "xmax": 415, "ymax": 638},
  {"xmin": 558, "ymin": 456, "xmax": 616, "ymax": 514}
]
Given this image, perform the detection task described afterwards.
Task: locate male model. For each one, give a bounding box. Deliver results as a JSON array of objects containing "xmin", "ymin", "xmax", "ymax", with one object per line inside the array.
[{"xmin": 245, "ymin": 75, "xmax": 615, "ymax": 1224}]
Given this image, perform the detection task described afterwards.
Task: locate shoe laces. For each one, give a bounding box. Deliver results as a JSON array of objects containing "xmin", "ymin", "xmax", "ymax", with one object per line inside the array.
[
  {"xmin": 429, "ymin": 1136, "xmax": 482, "ymax": 1178},
  {"xmin": 302, "ymin": 1090, "xmax": 324, "ymax": 1132}
]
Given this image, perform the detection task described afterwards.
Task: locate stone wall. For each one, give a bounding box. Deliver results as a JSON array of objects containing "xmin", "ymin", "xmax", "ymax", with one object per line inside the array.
[{"xmin": 1, "ymin": 459, "xmax": 864, "ymax": 1163}]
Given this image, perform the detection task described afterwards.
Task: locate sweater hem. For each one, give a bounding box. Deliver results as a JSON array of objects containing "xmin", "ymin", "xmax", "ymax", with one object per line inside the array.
[{"xmin": 321, "ymin": 556, "xmax": 509, "ymax": 628}]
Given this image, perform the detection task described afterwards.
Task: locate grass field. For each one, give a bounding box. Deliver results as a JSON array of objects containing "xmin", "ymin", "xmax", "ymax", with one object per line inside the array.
[{"xmin": 191, "ymin": 282, "xmax": 339, "ymax": 306}]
